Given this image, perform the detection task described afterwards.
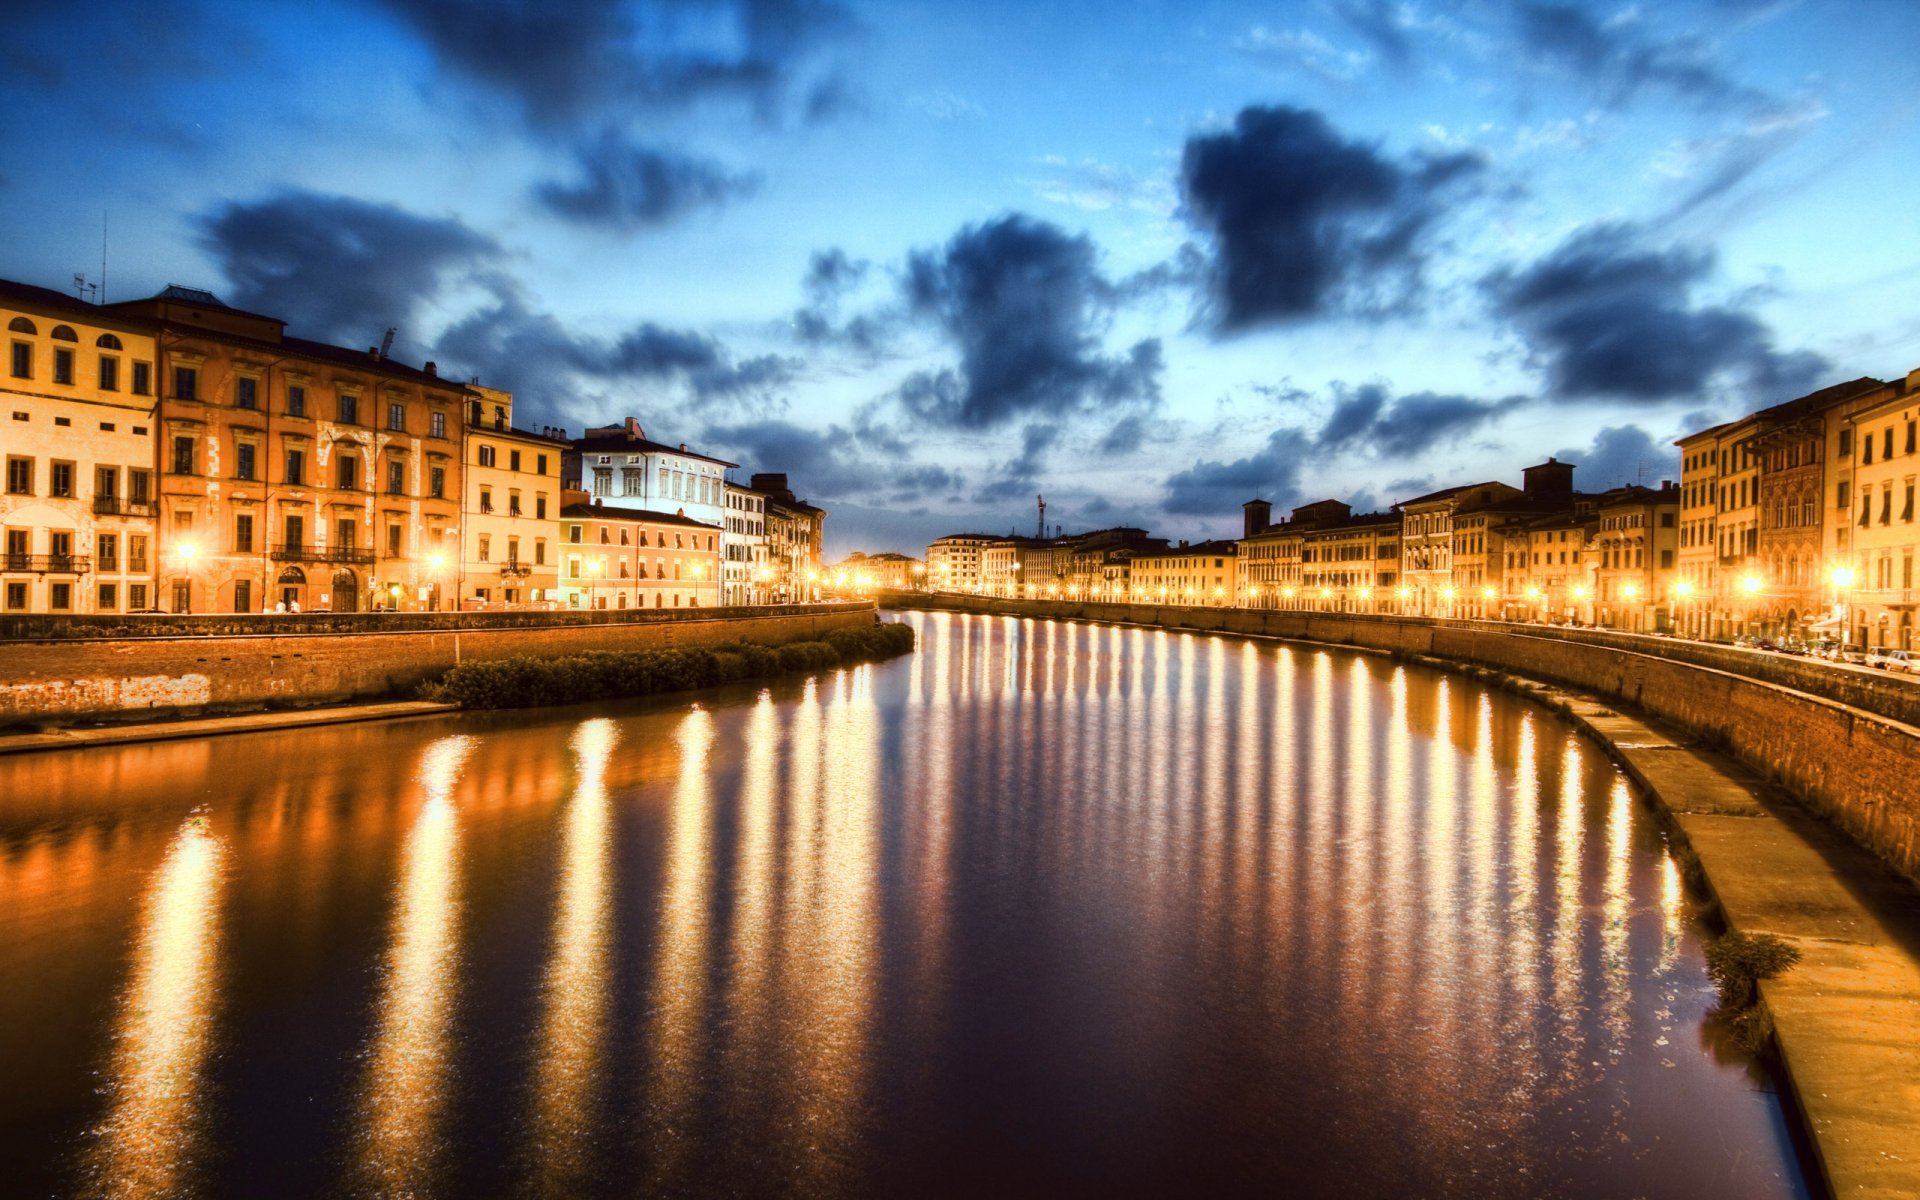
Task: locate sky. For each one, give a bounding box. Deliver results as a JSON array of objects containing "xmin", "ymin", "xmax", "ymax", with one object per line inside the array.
[{"xmin": 4, "ymin": 0, "xmax": 1919, "ymax": 555}]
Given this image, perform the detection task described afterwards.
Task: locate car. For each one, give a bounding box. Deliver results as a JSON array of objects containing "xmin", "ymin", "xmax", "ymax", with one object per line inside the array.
[
  {"xmin": 1840, "ymin": 646, "xmax": 1870, "ymax": 666},
  {"xmin": 1866, "ymin": 648, "xmax": 1915, "ymax": 673}
]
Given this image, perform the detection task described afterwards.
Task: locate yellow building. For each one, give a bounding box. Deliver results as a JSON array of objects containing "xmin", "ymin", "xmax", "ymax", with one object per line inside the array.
[
  {"xmin": 460, "ymin": 385, "xmax": 566, "ymax": 609},
  {"xmin": 1588, "ymin": 483, "xmax": 1680, "ymax": 631},
  {"xmin": 3, "ymin": 279, "xmax": 159, "ymax": 614},
  {"xmin": 558, "ymin": 493, "xmax": 720, "ymax": 610},
  {"xmin": 1129, "ymin": 539, "xmax": 1237, "ymax": 605},
  {"xmin": 1301, "ymin": 513, "xmax": 1399, "ymax": 611},
  {"xmin": 927, "ymin": 533, "xmax": 991, "ymax": 592},
  {"xmin": 1840, "ymin": 370, "xmax": 1920, "ymax": 649}
]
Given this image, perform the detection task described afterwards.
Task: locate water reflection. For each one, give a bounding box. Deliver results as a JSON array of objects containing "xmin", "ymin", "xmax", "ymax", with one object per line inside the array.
[
  {"xmin": 354, "ymin": 735, "xmax": 473, "ymax": 1195},
  {"xmin": 526, "ymin": 719, "xmax": 619, "ymax": 1195},
  {"xmin": 84, "ymin": 814, "xmax": 225, "ymax": 1200}
]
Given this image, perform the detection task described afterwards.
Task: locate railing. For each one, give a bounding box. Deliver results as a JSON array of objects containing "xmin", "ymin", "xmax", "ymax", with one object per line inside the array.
[
  {"xmin": 269, "ymin": 543, "xmax": 376, "ymax": 565},
  {"xmin": 92, "ymin": 496, "xmax": 157, "ymax": 516},
  {"xmin": 2, "ymin": 554, "xmax": 91, "ymax": 574},
  {"xmin": 499, "ymin": 560, "xmax": 533, "ymax": 578}
]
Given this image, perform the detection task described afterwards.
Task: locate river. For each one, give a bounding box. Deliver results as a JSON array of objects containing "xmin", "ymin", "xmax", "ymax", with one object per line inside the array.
[{"xmin": 0, "ymin": 610, "xmax": 1813, "ymax": 1197}]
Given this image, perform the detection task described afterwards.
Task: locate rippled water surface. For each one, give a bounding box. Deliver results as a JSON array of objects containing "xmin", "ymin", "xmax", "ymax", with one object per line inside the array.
[{"xmin": 0, "ymin": 612, "xmax": 1813, "ymax": 1197}]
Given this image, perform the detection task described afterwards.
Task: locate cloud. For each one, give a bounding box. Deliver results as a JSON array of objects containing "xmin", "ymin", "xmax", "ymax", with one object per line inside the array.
[
  {"xmin": 1316, "ymin": 383, "xmax": 1529, "ymax": 457},
  {"xmin": 897, "ymin": 213, "xmax": 1162, "ymax": 428},
  {"xmin": 198, "ymin": 190, "xmax": 499, "ymax": 350},
  {"xmin": 1334, "ymin": 0, "xmax": 1415, "ymax": 67},
  {"xmin": 537, "ymin": 132, "xmax": 758, "ymax": 229},
  {"xmin": 374, "ymin": 0, "xmax": 854, "ymax": 129},
  {"xmin": 1551, "ymin": 424, "xmax": 1679, "ymax": 491},
  {"xmin": 1485, "ymin": 222, "xmax": 1827, "ymax": 402},
  {"xmin": 1029, "ymin": 155, "xmax": 1176, "ymax": 215},
  {"xmin": 1179, "ymin": 105, "xmax": 1483, "ymax": 330},
  {"xmin": 1097, "ymin": 414, "xmax": 1149, "ymax": 456},
  {"xmin": 1162, "ymin": 427, "xmax": 1314, "ymax": 515},
  {"xmin": 435, "ymin": 283, "xmax": 796, "ymax": 424},
  {"xmin": 1236, "ymin": 26, "xmax": 1372, "ymax": 84},
  {"xmin": 976, "ymin": 422, "xmax": 1060, "ymax": 503},
  {"xmin": 702, "ymin": 418, "xmax": 958, "ymax": 503},
  {"xmin": 789, "ymin": 247, "xmax": 890, "ymax": 351},
  {"xmin": 1513, "ymin": 2, "xmax": 1772, "ymax": 112}
]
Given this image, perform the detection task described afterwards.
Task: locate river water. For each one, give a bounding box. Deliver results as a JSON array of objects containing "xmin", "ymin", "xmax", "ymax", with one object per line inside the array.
[{"xmin": 0, "ymin": 611, "xmax": 1812, "ymax": 1198}]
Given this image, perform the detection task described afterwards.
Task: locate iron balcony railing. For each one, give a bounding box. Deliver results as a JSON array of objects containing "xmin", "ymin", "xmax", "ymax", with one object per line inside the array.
[
  {"xmin": 270, "ymin": 543, "xmax": 377, "ymax": 565},
  {"xmin": 2, "ymin": 554, "xmax": 91, "ymax": 574},
  {"xmin": 92, "ymin": 496, "xmax": 157, "ymax": 516}
]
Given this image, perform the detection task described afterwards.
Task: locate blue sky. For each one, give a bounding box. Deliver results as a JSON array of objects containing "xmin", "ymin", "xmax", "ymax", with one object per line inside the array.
[{"xmin": 5, "ymin": 0, "xmax": 1918, "ymax": 554}]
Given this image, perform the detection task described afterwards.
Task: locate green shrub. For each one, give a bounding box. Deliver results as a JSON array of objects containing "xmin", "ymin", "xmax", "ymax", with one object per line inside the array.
[
  {"xmin": 1705, "ymin": 930, "xmax": 1801, "ymax": 1010},
  {"xmin": 430, "ymin": 620, "xmax": 915, "ymax": 709}
]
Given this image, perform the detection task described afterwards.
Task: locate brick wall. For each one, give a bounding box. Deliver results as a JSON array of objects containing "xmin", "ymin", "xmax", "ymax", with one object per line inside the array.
[
  {"xmin": 0, "ymin": 605, "xmax": 879, "ymax": 724},
  {"xmin": 892, "ymin": 594, "xmax": 1920, "ymax": 885}
]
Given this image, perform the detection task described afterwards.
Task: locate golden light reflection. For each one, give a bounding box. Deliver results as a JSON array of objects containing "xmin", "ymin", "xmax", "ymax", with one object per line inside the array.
[
  {"xmin": 643, "ymin": 706, "xmax": 717, "ymax": 1186},
  {"xmin": 356, "ymin": 734, "xmax": 473, "ymax": 1196},
  {"xmin": 1600, "ymin": 777, "xmax": 1633, "ymax": 1045},
  {"xmin": 526, "ymin": 718, "xmax": 618, "ymax": 1192},
  {"xmin": 86, "ymin": 815, "xmax": 226, "ymax": 1200},
  {"xmin": 1550, "ymin": 738, "xmax": 1587, "ymax": 1067}
]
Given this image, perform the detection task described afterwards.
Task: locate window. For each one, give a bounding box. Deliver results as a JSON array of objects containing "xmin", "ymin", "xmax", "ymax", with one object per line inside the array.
[
  {"xmin": 1838, "ymin": 481, "xmax": 1851, "ymax": 508},
  {"xmin": 173, "ymin": 366, "xmax": 197, "ymax": 400},
  {"xmin": 478, "ymin": 445, "xmax": 496, "ymax": 468},
  {"xmin": 387, "ymin": 459, "xmax": 406, "ymax": 495},
  {"xmin": 235, "ymin": 443, "xmax": 256, "ymax": 481},
  {"xmin": 288, "ymin": 385, "xmax": 306, "ymax": 417},
  {"xmin": 338, "ymin": 393, "xmax": 359, "ymax": 424},
  {"xmin": 509, "ymin": 449, "xmax": 522, "ymax": 472},
  {"xmin": 233, "ymin": 580, "xmax": 251, "ymax": 613},
  {"xmin": 49, "ymin": 461, "xmax": 73, "ymax": 497},
  {"xmin": 535, "ymin": 495, "xmax": 546, "ymax": 519},
  {"xmin": 569, "ymin": 524, "xmax": 582, "ymax": 544},
  {"xmin": 237, "ymin": 377, "xmax": 258, "ymax": 410},
  {"xmin": 478, "ymin": 535, "xmax": 490, "ymax": 562},
  {"xmin": 9, "ymin": 341, "xmax": 30, "ymax": 379},
  {"xmin": 128, "ymin": 583, "xmax": 147, "ymax": 609},
  {"xmin": 337, "ymin": 454, "xmax": 359, "ymax": 489},
  {"xmin": 98, "ymin": 533, "xmax": 118, "ymax": 570},
  {"xmin": 285, "ymin": 450, "xmax": 305, "ymax": 486},
  {"xmin": 1886, "ymin": 428, "xmax": 1896, "ymax": 461},
  {"xmin": 98, "ymin": 583, "xmax": 118, "ymax": 610},
  {"xmin": 509, "ymin": 489, "xmax": 522, "ymax": 515},
  {"xmin": 507, "ymin": 536, "xmax": 520, "ymax": 564},
  {"xmin": 429, "ymin": 466, "xmax": 445, "ymax": 498},
  {"xmin": 50, "ymin": 582, "xmax": 71, "ymax": 611},
  {"xmin": 388, "ymin": 402, "xmax": 406, "ymax": 432},
  {"xmin": 1839, "ymin": 428, "xmax": 1853, "ymax": 456},
  {"xmin": 171, "ymin": 436, "xmax": 197, "ymax": 475},
  {"xmin": 336, "ymin": 518, "xmax": 357, "ymax": 551},
  {"xmin": 98, "ymin": 355, "xmax": 119, "ymax": 390},
  {"xmin": 537, "ymin": 454, "xmax": 548, "ymax": 475},
  {"xmin": 235, "ymin": 514, "xmax": 254, "ymax": 553},
  {"xmin": 5, "ymin": 457, "xmax": 29, "ymax": 494},
  {"xmin": 4, "ymin": 581, "xmax": 26, "ymax": 610},
  {"xmin": 534, "ymin": 538, "xmax": 546, "ymax": 565},
  {"xmin": 387, "ymin": 524, "xmax": 403, "ymax": 557},
  {"xmin": 1883, "ymin": 489, "xmax": 1894, "ymax": 525},
  {"xmin": 53, "ymin": 348, "xmax": 73, "ymax": 384},
  {"xmin": 131, "ymin": 361, "xmax": 151, "ymax": 395},
  {"xmin": 129, "ymin": 536, "xmax": 148, "ymax": 573},
  {"xmin": 479, "ymin": 487, "xmax": 493, "ymax": 512},
  {"xmin": 430, "ymin": 411, "xmax": 446, "ymax": 439}
]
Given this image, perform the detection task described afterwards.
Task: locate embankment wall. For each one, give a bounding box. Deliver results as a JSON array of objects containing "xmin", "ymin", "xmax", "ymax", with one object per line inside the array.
[
  {"xmin": 0, "ymin": 603, "xmax": 878, "ymax": 724},
  {"xmin": 890, "ymin": 594, "xmax": 1920, "ymax": 885}
]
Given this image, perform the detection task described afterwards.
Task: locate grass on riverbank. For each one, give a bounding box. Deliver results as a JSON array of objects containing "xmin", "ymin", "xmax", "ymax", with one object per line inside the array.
[{"xmin": 423, "ymin": 621, "xmax": 916, "ymax": 709}]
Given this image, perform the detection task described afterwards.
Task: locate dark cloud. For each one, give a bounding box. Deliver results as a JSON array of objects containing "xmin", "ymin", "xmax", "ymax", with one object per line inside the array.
[
  {"xmin": 702, "ymin": 419, "xmax": 958, "ymax": 503},
  {"xmin": 199, "ymin": 190, "xmax": 499, "ymax": 351},
  {"xmin": 1316, "ymin": 384, "xmax": 1528, "ymax": 457},
  {"xmin": 537, "ymin": 132, "xmax": 758, "ymax": 229},
  {"xmin": 791, "ymin": 248, "xmax": 888, "ymax": 352},
  {"xmin": 1179, "ymin": 105, "xmax": 1483, "ymax": 330},
  {"xmin": 1551, "ymin": 424, "xmax": 1680, "ymax": 491},
  {"xmin": 1334, "ymin": 0, "xmax": 1414, "ymax": 67},
  {"xmin": 1162, "ymin": 427, "xmax": 1313, "ymax": 515},
  {"xmin": 976, "ymin": 422, "xmax": 1060, "ymax": 503},
  {"xmin": 1514, "ymin": 3, "xmax": 1771, "ymax": 112},
  {"xmin": 1097, "ymin": 415, "xmax": 1149, "ymax": 456},
  {"xmin": 1485, "ymin": 222, "xmax": 1826, "ymax": 402},
  {"xmin": 374, "ymin": 0, "xmax": 854, "ymax": 129},
  {"xmin": 898, "ymin": 214, "xmax": 1162, "ymax": 428}
]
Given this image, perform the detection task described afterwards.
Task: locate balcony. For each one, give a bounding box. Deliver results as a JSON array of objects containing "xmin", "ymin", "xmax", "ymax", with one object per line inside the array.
[
  {"xmin": 2, "ymin": 554, "xmax": 90, "ymax": 575},
  {"xmin": 92, "ymin": 496, "xmax": 157, "ymax": 517},
  {"xmin": 498, "ymin": 559, "xmax": 532, "ymax": 578},
  {"xmin": 270, "ymin": 543, "xmax": 375, "ymax": 565}
]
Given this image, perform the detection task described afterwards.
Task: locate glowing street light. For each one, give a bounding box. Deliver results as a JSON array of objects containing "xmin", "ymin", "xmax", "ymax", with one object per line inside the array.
[{"xmin": 1741, "ymin": 574, "xmax": 1763, "ymax": 595}]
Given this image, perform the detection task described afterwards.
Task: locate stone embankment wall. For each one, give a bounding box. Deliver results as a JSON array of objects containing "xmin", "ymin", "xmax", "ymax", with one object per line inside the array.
[
  {"xmin": 0, "ymin": 603, "xmax": 878, "ymax": 724},
  {"xmin": 890, "ymin": 594, "xmax": 1920, "ymax": 886}
]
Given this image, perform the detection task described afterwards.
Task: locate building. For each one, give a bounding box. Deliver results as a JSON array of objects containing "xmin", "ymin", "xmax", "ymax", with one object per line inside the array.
[
  {"xmin": 828, "ymin": 551, "xmax": 922, "ymax": 592},
  {"xmin": 557, "ymin": 492, "xmax": 720, "ymax": 610},
  {"xmin": 753, "ymin": 473, "xmax": 825, "ymax": 603},
  {"xmin": 1588, "ymin": 483, "xmax": 1681, "ymax": 631},
  {"xmin": 3, "ymin": 279, "xmax": 158, "ymax": 614},
  {"xmin": 1839, "ymin": 370, "xmax": 1920, "ymax": 648},
  {"xmin": 722, "ymin": 480, "xmax": 771, "ymax": 605},
  {"xmin": 927, "ymin": 533, "xmax": 992, "ymax": 592},
  {"xmin": 1515, "ymin": 506, "xmax": 1598, "ymax": 624},
  {"xmin": 1128, "ymin": 540, "xmax": 1237, "ymax": 604},
  {"xmin": 1237, "ymin": 499, "xmax": 1350, "ymax": 608},
  {"xmin": 981, "ymin": 537, "xmax": 1052, "ymax": 597},
  {"xmin": 103, "ymin": 286, "xmax": 467, "ymax": 614},
  {"xmin": 1398, "ymin": 481, "xmax": 1522, "ymax": 616},
  {"xmin": 1301, "ymin": 510, "xmax": 1400, "ymax": 611},
  {"xmin": 1063, "ymin": 527, "xmax": 1159, "ymax": 595},
  {"xmin": 566, "ymin": 417, "xmax": 734, "ymax": 530},
  {"xmin": 460, "ymin": 385, "xmax": 567, "ymax": 610}
]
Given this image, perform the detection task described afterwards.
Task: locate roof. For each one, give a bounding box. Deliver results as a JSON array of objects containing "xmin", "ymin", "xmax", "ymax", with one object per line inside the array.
[
  {"xmin": 571, "ymin": 433, "xmax": 737, "ymax": 469},
  {"xmin": 1, "ymin": 277, "xmax": 155, "ymax": 323},
  {"xmin": 155, "ymin": 284, "xmax": 233, "ymax": 307},
  {"xmin": 1397, "ymin": 483, "xmax": 1475, "ymax": 508},
  {"xmin": 560, "ymin": 502, "xmax": 720, "ymax": 531},
  {"xmin": 280, "ymin": 335, "xmax": 464, "ymax": 391}
]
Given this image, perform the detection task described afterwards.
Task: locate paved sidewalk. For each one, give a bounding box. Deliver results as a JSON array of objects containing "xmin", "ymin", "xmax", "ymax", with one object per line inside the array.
[
  {"xmin": 1542, "ymin": 684, "xmax": 1920, "ymax": 1200},
  {"xmin": 0, "ymin": 700, "xmax": 460, "ymax": 756}
]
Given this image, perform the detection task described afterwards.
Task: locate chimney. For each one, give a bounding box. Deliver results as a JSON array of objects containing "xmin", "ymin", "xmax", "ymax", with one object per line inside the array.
[
  {"xmin": 424, "ymin": 361, "xmax": 437, "ymax": 377},
  {"xmin": 679, "ymin": 443, "xmax": 688, "ymax": 452},
  {"xmin": 1243, "ymin": 498, "xmax": 1272, "ymax": 539}
]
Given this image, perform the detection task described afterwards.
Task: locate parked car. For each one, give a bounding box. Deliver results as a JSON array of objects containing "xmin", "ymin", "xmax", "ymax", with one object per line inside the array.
[{"xmin": 1866, "ymin": 648, "xmax": 1915, "ymax": 672}]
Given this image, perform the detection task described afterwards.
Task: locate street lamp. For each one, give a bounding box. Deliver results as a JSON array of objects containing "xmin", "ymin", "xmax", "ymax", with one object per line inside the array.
[
  {"xmin": 1830, "ymin": 565, "xmax": 1857, "ymax": 646},
  {"xmin": 587, "ymin": 557, "xmax": 604, "ymax": 609}
]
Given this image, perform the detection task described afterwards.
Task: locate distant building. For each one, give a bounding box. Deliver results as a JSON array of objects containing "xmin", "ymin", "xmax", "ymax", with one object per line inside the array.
[
  {"xmin": 1128, "ymin": 539, "xmax": 1237, "ymax": 605},
  {"xmin": 927, "ymin": 533, "xmax": 992, "ymax": 592},
  {"xmin": 722, "ymin": 479, "xmax": 770, "ymax": 605},
  {"xmin": 1588, "ymin": 483, "xmax": 1681, "ymax": 631},
  {"xmin": 565, "ymin": 416, "xmax": 734, "ymax": 531},
  {"xmin": 753, "ymin": 473, "xmax": 825, "ymax": 603},
  {"xmin": 1300, "ymin": 510, "xmax": 1399, "ymax": 611},
  {"xmin": 1838, "ymin": 370, "xmax": 1920, "ymax": 648},
  {"xmin": 1398, "ymin": 481, "xmax": 1522, "ymax": 616},
  {"xmin": 460, "ymin": 385, "xmax": 567, "ymax": 610},
  {"xmin": 828, "ymin": 550, "xmax": 922, "ymax": 592}
]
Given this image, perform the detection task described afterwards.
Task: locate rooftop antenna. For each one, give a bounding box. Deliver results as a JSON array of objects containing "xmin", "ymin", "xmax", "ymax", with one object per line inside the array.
[
  {"xmin": 1036, "ymin": 493, "xmax": 1046, "ymax": 540},
  {"xmin": 71, "ymin": 273, "xmax": 96, "ymax": 303},
  {"xmin": 100, "ymin": 210, "xmax": 108, "ymax": 304},
  {"xmin": 378, "ymin": 327, "xmax": 397, "ymax": 360}
]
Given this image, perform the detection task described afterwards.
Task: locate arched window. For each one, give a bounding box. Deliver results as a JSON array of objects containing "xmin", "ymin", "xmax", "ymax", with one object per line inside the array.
[
  {"xmin": 7, "ymin": 317, "xmax": 35, "ymax": 334},
  {"xmin": 50, "ymin": 325, "xmax": 78, "ymax": 341},
  {"xmin": 96, "ymin": 333, "xmax": 122, "ymax": 349}
]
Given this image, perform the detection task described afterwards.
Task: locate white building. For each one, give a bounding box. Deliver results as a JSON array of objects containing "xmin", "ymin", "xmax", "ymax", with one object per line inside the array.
[
  {"xmin": 565, "ymin": 417, "xmax": 734, "ymax": 531},
  {"xmin": 721, "ymin": 480, "xmax": 771, "ymax": 605}
]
